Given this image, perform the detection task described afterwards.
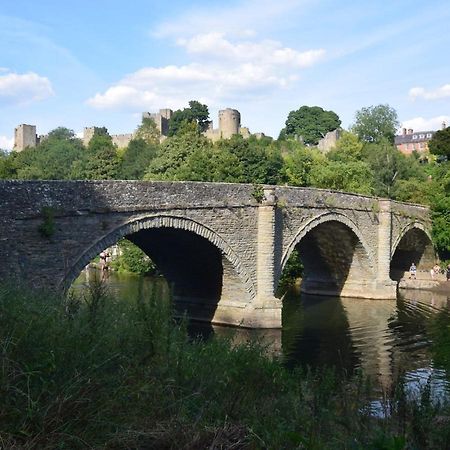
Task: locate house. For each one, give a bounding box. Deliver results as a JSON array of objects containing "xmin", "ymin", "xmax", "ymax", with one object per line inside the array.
[{"xmin": 395, "ymin": 128, "xmax": 435, "ymax": 155}]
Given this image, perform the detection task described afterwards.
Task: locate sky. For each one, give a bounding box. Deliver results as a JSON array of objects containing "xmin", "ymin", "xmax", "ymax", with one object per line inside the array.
[{"xmin": 1, "ymin": 0, "xmax": 450, "ymax": 150}]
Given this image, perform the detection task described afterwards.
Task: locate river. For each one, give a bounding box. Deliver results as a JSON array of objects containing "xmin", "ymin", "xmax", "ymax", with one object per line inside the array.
[{"xmin": 73, "ymin": 271, "xmax": 450, "ymax": 394}]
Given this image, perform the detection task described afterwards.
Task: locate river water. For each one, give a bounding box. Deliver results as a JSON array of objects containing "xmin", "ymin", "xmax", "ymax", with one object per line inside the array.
[{"xmin": 73, "ymin": 271, "xmax": 450, "ymax": 394}]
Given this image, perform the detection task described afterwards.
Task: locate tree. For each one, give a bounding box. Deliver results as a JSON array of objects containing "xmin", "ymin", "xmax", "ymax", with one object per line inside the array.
[
  {"xmin": 168, "ymin": 100, "xmax": 210, "ymax": 136},
  {"xmin": 361, "ymin": 142, "xmax": 425, "ymax": 198},
  {"xmin": 8, "ymin": 128, "xmax": 84, "ymax": 180},
  {"xmin": 351, "ymin": 104, "xmax": 399, "ymax": 144},
  {"xmin": 327, "ymin": 131, "xmax": 363, "ymax": 162},
  {"xmin": 144, "ymin": 124, "xmax": 212, "ymax": 180},
  {"xmin": 309, "ymin": 160, "xmax": 374, "ymax": 195},
  {"xmin": 119, "ymin": 138, "xmax": 157, "ymax": 179},
  {"xmin": 281, "ymin": 106, "xmax": 341, "ymax": 145},
  {"xmin": 428, "ymin": 126, "xmax": 450, "ymax": 159},
  {"xmin": 134, "ymin": 117, "xmax": 160, "ymax": 145},
  {"xmin": 0, "ymin": 150, "xmax": 16, "ymax": 179},
  {"xmin": 72, "ymin": 129, "xmax": 119, "ymax": 179}
]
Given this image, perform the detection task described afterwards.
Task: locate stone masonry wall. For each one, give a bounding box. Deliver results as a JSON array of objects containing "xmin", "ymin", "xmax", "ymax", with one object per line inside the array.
[{"xmin": 0, "ymin": 181, "xmax": 432, "ymax": 320}]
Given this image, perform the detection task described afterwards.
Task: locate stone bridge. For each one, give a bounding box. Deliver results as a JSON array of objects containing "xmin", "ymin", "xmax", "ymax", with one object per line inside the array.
[{"xmin": 0, "ymin": 181, "xmax": 434, "ymax": 328}]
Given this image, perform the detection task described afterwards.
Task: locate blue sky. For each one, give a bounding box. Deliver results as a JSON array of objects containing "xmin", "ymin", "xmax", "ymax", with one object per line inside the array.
[{"xmin": 1, "ymin": 0, "xmax": 449, "ymax": 149}]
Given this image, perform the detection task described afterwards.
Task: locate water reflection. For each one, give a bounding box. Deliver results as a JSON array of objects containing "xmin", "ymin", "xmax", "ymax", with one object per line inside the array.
[{"xmin": 73, "ymin": 272, "xmax": 450, "ymax": 391}]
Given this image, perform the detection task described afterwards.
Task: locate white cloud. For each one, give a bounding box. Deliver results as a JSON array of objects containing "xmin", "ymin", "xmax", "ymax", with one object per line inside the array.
[
  {"xmin": 401, "ymin": 115, "xmax": 450, "ymax": 132},
  {"xmin": 0, "ymin": 135, "xmax": 13, "ymax": 150},
  {"xmin": 177, "ymin": 33, "xmax": 325, "ymax": 68},
  {"xmin": 87, "ymin": 32, "xmax": 325, "ymax": 112},
  {"xmin": 409, "ymin": 84, "xmax": 450, "ymax": 100},
  {"xmin": 0, "ymin": 70, "xmax": 54, "ymax": 105}
]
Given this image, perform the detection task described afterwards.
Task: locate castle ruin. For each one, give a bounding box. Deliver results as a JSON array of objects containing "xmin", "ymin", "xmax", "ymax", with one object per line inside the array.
[
  {"xmin": 82, "ymin": 127, "xmax": 134, "ymax": 148},
  {"xmin": 13, "ymin": 124, "xmax": 40, "ymax": 152},
  {"xmin": 142, "ymin": 108, "xmax": 173, "ymax": 140},
  {"xmin": 13, "ymin": 106, "xmax": 270, "ymax": 152}
]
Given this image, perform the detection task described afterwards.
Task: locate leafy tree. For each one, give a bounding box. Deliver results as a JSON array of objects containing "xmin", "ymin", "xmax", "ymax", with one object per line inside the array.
[
  {"xmin": 361, "ymin": 142, "xmax": 425, "ymax": 198},
  {"xmin": 351, "ymin": 104, "xmax": 399, "ymax": 143},
  {"xmin": 144, "ymin": 124, "xmax": 212, "ymax": 180},
  {"xmin": 110, "ymin": 239, "xmax": 156, "ymax": 275},
  {"xmin": 134, "ymin": 117, "xmax": 160, "ymax": 145},
  {"xmin": 216, "ymin": 135, "xmax": 283, "ymax": 184},
  {"xmin": 168, "ymin": 100, "xmax": 210, "ymax": 136},
  {"xmin": 72, "ymin": 129, "xmax": 119, "ymax": 179},
  {"xmin": 9, "ymin": 128, "xmax": 84, "ymax": 180},
  {"xmin": 119, "ymin": 138, "xmax": 157, "ymax": 179},
  {"xmin": 280, "ymin": 106, "xmax": 341, "ymax": 146},
  {"xmin": 187, "ymin": 100, "xmax": 210, "ymax": 132},
  {"xmin": 281, "ymin": 146, "xmax": 323, "ymax": 186},
  {"xmin": 310, "ymin": 160, "xmax": 374, "ymax": 195},
  {"xmin": 327, "ymin": 131, "xmax": 363, "ymax": 162},
  {"xmin": 0, "ymin": 150, "xmax": 16, "ymax": 179},
  {"xmin": 428, "ymin": 126, "xmax": 450, "ymax": 159}
]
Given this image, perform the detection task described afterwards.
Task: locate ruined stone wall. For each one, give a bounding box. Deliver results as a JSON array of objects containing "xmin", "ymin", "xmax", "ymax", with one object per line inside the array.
[
  {"xmin": 111, "ymin": 133, "xmax": 133, "ymax": 148},
  {"xmin": 13, "ymin": 124, "xmax": 38, "ymax": 151}
]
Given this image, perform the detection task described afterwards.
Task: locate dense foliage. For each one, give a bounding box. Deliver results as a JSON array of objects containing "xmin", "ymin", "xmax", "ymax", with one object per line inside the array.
[
  {"xmin": 110, "ymin": 238, "xmax": 157, "ymax": 275},
  {"xmin": 351, "ymin": 104, "xmax": 400, "ymax": 144},
  {"xmin": 429, "ymin": 126, "xmax": 450, "ymax": 159},
  {"xmin": 2, "ymin": 282, "xmax": 450, "ymax": 449},
  {"xmin": 280, "ymin": 105, "xmax": 341, "ymax": 145}
]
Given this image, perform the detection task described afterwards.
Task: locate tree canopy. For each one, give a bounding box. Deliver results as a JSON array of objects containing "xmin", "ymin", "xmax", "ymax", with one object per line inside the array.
[
  {"xmin": 428, "ymin": 126, "xmax": 450, "ymax": 159},
  {"xmin": 280, "ymin": 105, "xmax": 341, "ymax": 145},
  {"xmin": 351, "ymin": 104, "xmax": 399, "ymax": 144},
  {"xmin": 168, "ymin": 100, "xmax": 210, "ymax": 136}
]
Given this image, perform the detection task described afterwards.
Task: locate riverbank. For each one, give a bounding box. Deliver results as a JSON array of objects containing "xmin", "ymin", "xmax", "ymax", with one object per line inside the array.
[
  {"xmin": 2, "ymin": 281, "xmax": 450, "ymax": 449},
  {"xmin": 431, "ymin": 280, "xmax": 450, "ymax": 293}
]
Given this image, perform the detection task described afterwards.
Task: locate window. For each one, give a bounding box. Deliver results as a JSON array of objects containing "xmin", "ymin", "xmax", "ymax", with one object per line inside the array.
[
  {"xmin": 419, "ymin": 134, "xmax": 425, "ymax": 139},
  {"xmin": 412, "ymin": 135, "xmax": 418, "ymax": 139},
  {"xmin": 426, "ymin": 133, "xmax": 432, "ymax": 138}
]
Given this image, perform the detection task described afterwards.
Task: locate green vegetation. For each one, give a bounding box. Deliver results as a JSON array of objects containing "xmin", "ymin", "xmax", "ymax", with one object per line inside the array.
[
  {"xmin": 1, "ymin": 101, "xmax": 449, "ymax": 257},
  {"xmin": 351, "ymin": 104, "xmax": 400, "ymax": 144},
  {"xmin": 429, "ymin": 126, "xmax": 450, "ymax": 159},
  {"xmin": 280, "ymin": 105, "xmax": 341, "ymax": 145},
  {"xmin": 38, "ymin": 206, "xmax": 56, "ymax": 238},
  {"xmin": 110, "ymin": 238, "xmax": 157, "ymax": 275},
  {"xmin": 2, "ymin": 282, "xmax": 450, "ymax": 449},
  {"xmin": 168, "ymin": 100, "xmax": 210, "ymax": 136}
]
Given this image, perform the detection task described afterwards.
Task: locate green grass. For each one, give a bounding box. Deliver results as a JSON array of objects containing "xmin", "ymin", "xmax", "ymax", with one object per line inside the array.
[{"xmin": 1, "ymin": 280, "xmax": 450, "ymax": 449}]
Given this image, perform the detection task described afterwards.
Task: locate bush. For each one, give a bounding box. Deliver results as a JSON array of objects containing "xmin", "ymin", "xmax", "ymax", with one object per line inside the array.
[{"xmin": 1, "ymin": 281, "xmax": 450, "ymax": 448}]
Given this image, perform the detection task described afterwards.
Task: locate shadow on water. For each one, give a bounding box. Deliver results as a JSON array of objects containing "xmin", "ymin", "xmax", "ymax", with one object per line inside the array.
[{"xmin": 73, "ymin": 272, "xmax": 450, "ymax": 392}]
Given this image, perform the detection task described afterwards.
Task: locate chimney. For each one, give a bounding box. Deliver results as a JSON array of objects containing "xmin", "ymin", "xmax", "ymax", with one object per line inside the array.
[
  {"xmin": 407, "ymin": 128, "xmax": 413, "ymax": 134},
  {"xmin": 442, "ymin": 121, "xmax": 447, "ymax": 130},
  {"xmin": 402, "ymin": 128, "xmax": 407, "ymax": 135}
]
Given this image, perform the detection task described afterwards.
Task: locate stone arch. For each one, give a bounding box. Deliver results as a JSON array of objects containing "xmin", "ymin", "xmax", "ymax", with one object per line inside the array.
[
  {"xmin": 282, "ymin": 212, "xmax": 376, "ymax": 271},
  {"xmin": 281, "ymin": 212, "xmax": 376, "ymax": 298},
  {"xmin": 61, "ymin": 214, "xmax": 256, "ymax": 300},
  {"xmin": 390, "ymin": 221, "xmax": 435, "ymax": 281}
]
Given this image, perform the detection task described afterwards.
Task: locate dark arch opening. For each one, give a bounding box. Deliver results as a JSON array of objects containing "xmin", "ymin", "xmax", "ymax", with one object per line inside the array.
[
  {"xmin": 71, "ymin": 225, "xmax": 252, "ymax": 324},
  {"xmin": 390, "ymin": 227, "xmax": 435, "ymax": 281},
  {"xmin": 282, "ymin": 220, "xmax": 374, "ymax": 297}
]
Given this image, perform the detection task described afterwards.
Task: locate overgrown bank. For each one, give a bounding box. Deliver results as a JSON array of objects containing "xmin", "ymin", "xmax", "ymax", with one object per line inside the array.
[{"xmin": 1, "ymin": 282, "xmax": 450, "ymax": 449}]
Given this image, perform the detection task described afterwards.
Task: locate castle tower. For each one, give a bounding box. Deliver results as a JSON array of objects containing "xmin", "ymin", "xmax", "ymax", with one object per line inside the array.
[
  {"xmin": 142, "ymin": 108, "xmax": 173, "ymax": 138},
  {"xmin": 83, "ymin": 127, "xmax": 96, "ymax": 147},
  {"xmin": 219, "ymin": 108, "xmax": 240, "ymax": 139},
  {"xmin": 13, "ymin": 124, "xmax": 37, "ymax": 152}
]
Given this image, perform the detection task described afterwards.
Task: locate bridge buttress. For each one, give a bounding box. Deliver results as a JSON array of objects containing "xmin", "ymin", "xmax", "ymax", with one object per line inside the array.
[
  {"xmin": 375, "ymin": 200, "xmax": 397, "ymax": 298},
  {"xmin": 240, "ymin": 188, "xmax": 282, "ymax": 328}
]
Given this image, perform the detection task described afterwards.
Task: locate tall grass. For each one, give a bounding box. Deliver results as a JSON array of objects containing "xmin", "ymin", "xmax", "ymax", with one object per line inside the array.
[{"xmin": 1, "ymin": 280, "xmax": 450, "ymax": 449}]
